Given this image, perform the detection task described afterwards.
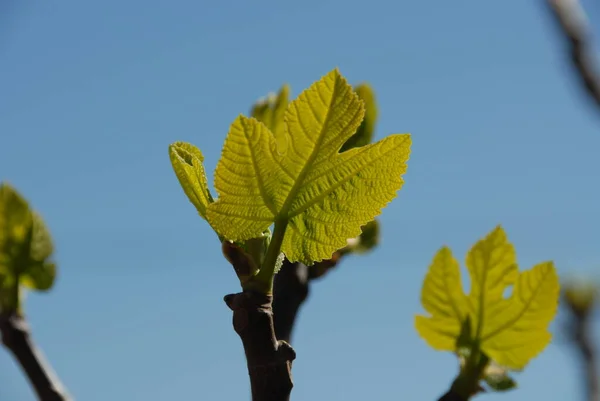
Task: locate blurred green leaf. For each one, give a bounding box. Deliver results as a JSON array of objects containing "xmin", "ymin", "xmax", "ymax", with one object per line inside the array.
[
  {"xmin": 0, "ymin": 182, "xmax": 57, "ymax": 310},
  {"xmin": 484, "ymin": 371, "xmax": 517, "ymax": 392},
  {"xmin": 563, "ymin": 277, "xmax": 598, "ymax": 316},
  {"xmin": 29, "ymin": 212, "xmax": 54, "ymax": 263},
  {"xmin": 250, "ymin": 84, "xmax": 290, "ymax": 138},
  {"xmin": 344, "ymin": 219, "xmax": 380, "ymax": 254},
  {"xmin": 340, "ymin": 83, "xmax": 378, "ymax": 152},
  {"xmin": 20, "ymin": 261, "xmax": 56, "ymax": 291},
  {"xmin": 0, "ymin": 182, "xmax": 33, "ymax": 270}
]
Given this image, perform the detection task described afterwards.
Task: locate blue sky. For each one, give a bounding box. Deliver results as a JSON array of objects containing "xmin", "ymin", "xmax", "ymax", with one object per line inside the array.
[{"xmin": 1, "ymin": 0, "xmax": 599, "ymax": 400}]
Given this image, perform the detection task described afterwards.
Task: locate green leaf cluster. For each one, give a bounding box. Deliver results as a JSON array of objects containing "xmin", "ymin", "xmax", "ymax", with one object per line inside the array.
[
  {"xmin": 250, "ymin": 83, "xmax": 382, "ymax": 259},
  {"xmin": 0, "ymin": 183, "xmax": 56, "ymax": 313},
  {"xmin": 415, "ymin": 226, "xmax": 560, "ymax": 394},
  {"xmin": 169, "ymin": 69, "xmax": 411, "ymax": 293}
]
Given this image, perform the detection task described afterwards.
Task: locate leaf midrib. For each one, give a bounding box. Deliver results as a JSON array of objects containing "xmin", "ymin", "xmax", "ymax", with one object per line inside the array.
[
  {"xmin": 475, "ymin": 246, "xmax": 490, "ymax": 341},
  {"xmin": 277, "ymin": 83, "xmax": 338, "ymax": 219}
]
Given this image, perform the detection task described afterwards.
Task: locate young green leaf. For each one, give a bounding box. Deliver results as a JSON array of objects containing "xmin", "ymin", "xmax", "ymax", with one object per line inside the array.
[
  {"xmin": 415, "ymin": 246, "xmax": 469, "ymax": 351},
  {"xmin": 0, "ymin": 182, "xmax": 32, "ymax": 266},
  {"xmin": 251, "ymin": 84, "xmax": 290, "ymax": 137},
  {"xmin": 466, "ymin": 226, "xmax": 519, "ymax": 341},
  {"xmin": 415, "ymin": 226, "xmax": 560, "ymax": 371},
  {"xmin": 169, "ymin": 142, "xmax": 214, "ymax": 221},
  {"xmin": 252, "ymin": 83, "xmax": 383, "ymax": 259},
  {"xmin": 250, "ymin": 84, "xmax": 290, "ymax": 159},
  {"xmin": 0, "ymin": 183, "xmax": 57, "ymax": 311},
  {"xmin": 480, "ymin": 261, "xmax": 559, "ymax": 369},
  {"xmin": 19, "ymin": 213, "xmax": 56, "ymax": 291},
  {"xmin": 206, "ymin": 68, "xmax": 411, "ymax": 265},
  {"xmin": 340, "ymin": 83, "xmax": 378, "ymax": 152}
]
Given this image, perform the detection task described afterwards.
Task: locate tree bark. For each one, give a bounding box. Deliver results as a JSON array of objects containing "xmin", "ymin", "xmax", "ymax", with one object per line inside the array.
[
  {"xmin": 272, "ymin": 261, "xmax": 310, "ymax": 343},
  {"xmin": 0, "ymin": 312, "xmax": 71, "ymax": 401},
  {"xmin": 272, "ymin": 258, "xmax": 340, "ymax": 343},
  {"xmin": 437, "ymin": 390, "xmax": 467, "ymax": 401},
  {"xmin": 224, "ymin": 291, "xmax": 296, "ymax": 401}
]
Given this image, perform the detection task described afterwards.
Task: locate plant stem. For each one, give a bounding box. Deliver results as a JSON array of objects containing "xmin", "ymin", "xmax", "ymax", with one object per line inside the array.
[
  {"xmin": 272, "ymin": 261, "xmax": 310, "ymax": 343},
  {"xmin": 564, "ymin": 287, "xmax": 599, "ymax": 401},
  {"xmin": 574, "ymin": 317, "xmax": 599, "ymax": 401},
  {"xmin": 0, "ymin": 312, "xmax": 71, "ymax": 401},
  {"xmin": 437, "ymin": 348, "xmax": 486, "ymax": 401},
  {"xmin": 272, "ymin": 256, "xmax": 340, "ymax": 343},
  {"xmin": 254, "ymin": 220, "xmax": 288, "ymax": 294},
  {"xmin": 223, "ymin": 220, "xmax": 297, "ymax": 401},
  {"xmin": 546, "ymin": 0, "xmax": 600, "ymax": 111},
  {"xmin": 224, "ymin": 291, "xmax": 296, "ymax": 401}
]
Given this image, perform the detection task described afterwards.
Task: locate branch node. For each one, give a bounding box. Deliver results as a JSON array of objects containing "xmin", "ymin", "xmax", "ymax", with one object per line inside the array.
[
  {"xmin": 224, "ymin": 290, "xmax": 295, "ymax": 401},
  {"xmin": 276, "ymin": 340, "xmax": 296, "ymax": 362}
]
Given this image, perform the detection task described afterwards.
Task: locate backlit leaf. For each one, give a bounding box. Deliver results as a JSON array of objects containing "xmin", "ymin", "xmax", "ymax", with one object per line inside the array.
[
  {"xmin": 480, "ymin": 261, "xmax": 559, "ymax": 369},
  {"xmin": 0, "ymin": 182, "xmax": 32, "ymax": 267},
  {"xmin": 415, "ymin": 226, "xmax": 560, "ymax": 371},
  {"xmin": 20, "ymin": 261, "xmax": 56, "ymax": 291},
  {"xmin": 0, "ymin": 183, "xmax": 57, "ymax": 306},
  {"xmin": 250, "ymin": 84, "xmax": 290, "ymax": 158},
  {"xmin": 205, "ymin": 69, "xmax": 411, "ymax": 265},
  {"xmin": 415, "ymin": 246, "xmax": 469, "ymax": 351},
  {"xmin": 169, "ymin": 142, "xmax": 214, "ymax": 220},
  {"xmin": 466, "ymin": 226, "xmax": 519, "ymax": 340},
  {"xmin": 340, "ymin": 83, "xmax": 378, "ymax": 152},
  {"xmin": 251, "ymin": 84, "xmax": 289, "ymax": 138},
  {"xmin": 20, "ymin": 213, "xmax": 56, "ymax": 291}
]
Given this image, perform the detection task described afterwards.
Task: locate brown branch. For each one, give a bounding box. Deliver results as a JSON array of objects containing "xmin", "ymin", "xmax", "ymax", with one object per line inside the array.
[
  {"xmin": 563, "ymin": 287, "xmax": 599, "ymax": 401},
  {"xmin": 437, "ymin": 390, "xmax": 467, "ymax": 401},
  {"xmin": 272, "ymin": 261, "xmax": 310, "ymax": 343},
  {"xmin": 272, "ymin": 256, "xmax": 340, "ymax": 343},
  {"xmin": 224, "ymin": 291, "xmax": 296, "ymax": 401},
  {"xmin": 0, "ymin": 312, "xmax": 71, "ymax": 401},
  {"xmin": 547, "ymin": 0, "xmax": 600, "ymax": 110},
  {"xmin": 573, "ymin": 317, "xmax": 599, "ymax": 401}
]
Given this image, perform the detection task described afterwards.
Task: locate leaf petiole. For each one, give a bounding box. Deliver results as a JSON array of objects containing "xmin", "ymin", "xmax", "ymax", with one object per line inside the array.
[{"xmin": 251, "ymin": 219, "xmax": 288, "ymax": 294}]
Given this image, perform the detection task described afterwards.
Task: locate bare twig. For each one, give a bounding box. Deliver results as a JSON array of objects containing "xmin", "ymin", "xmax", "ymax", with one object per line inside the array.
[
  {"xmin": 546, "ymin": 0, "xmax": 600, "ymax": 110},
  {"xmin": 0, "ymin": 312, "xmax": 71, "ymax": 401},
  {"xmin": 563, "ymin": 286, "xmax": 599, "ymax": 401},
  {"xmin": 574, "ymin": 319, "xmax": 599, "ymax": 401}
]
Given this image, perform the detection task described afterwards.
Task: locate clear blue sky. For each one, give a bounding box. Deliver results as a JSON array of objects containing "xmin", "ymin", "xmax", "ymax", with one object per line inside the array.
[{"xmin": 1, "ymin": 1, "xmax": 599, "ymax": 400}]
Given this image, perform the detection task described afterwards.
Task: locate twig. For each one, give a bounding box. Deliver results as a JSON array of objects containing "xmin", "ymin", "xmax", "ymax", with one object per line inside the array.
[
  {"xmin": 224, "ymin": 291, "xmax": 296, "ymax": 401},
  {"xmin": 546, "ymin": 0, "xmax": 600, "ymax": 110},
  {"xmin": 563, "ymin": 287, "xmax": 599, "ymax": 401},
  {"xmin": 437, "ymin": 390, "xmax": 467, "ymax": 401},
  {"xmin": 272, "ymin": 261, "xmax": 310, "ymax": 343},
  {"xmin": 0, "ymin": 312, "xmax": 71, "ymax": 401},
  {"xmin": 272, "ymin": 257, "xmax": 340, "ymax": 343},
  {"xmin": 574, "ymin": 316, "xmax": 599, "ymax": 401}
]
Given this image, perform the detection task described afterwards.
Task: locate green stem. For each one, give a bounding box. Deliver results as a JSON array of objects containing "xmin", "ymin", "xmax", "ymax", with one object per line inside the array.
[{"xmin": 253, "ymin": 219, "xmax": 288, "ymax": 294}]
